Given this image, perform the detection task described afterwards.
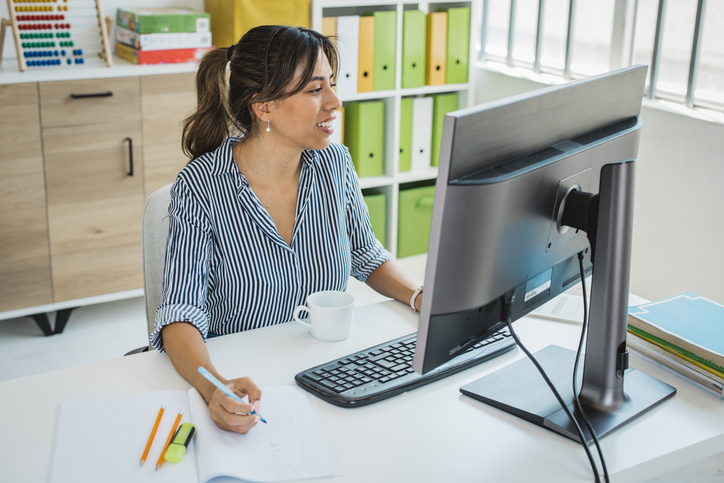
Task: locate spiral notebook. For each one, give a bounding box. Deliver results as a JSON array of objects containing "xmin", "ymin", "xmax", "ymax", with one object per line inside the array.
[{"xmin": 48, "ymin": 386, "xmax": 342, "ymax": 483}]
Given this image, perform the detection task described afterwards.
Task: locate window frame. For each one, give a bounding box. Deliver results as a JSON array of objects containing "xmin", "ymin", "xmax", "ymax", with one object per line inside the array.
[{"xmin": 479, "ymin": 0, "xmax": 721, "ymax": 112}]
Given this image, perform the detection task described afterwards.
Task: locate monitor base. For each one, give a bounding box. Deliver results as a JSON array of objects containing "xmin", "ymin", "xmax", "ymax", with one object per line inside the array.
[{"xmin": 460, "ymin": 345, "xmax": 676, "ymax": 444}]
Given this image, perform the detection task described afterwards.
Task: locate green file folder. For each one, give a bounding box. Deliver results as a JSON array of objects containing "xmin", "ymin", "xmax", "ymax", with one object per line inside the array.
[
  {"xmin": 363, "ymin": 192, "xmax": 387, "ymax": 245},
  {"xmin": 397, "ymin": 185, "xmax": 435, "ymax": 258},
  {"xmin": 401, "ymin": 10, "xmax": 426, "ymax": 89},
  {"xmin": 445, "ymin": 7, "xmax": 470, "ymax": 84},
  {"xmin": 373, "ymin": 11, "xmax": 396, "ymax": 91},
  {"xmin": 399, "ymin": 97, "xmax": 413, "ymax": 172},
  {"xmin": 430, "ymin": 92, "xmax": 458, "ymax": 167},
  {"xmin": 344, "ymin": 101, "xmax": 384, "ymax": 178}
]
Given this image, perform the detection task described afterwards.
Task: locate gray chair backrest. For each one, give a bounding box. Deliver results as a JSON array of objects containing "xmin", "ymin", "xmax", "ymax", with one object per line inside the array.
[{"xmin": 142, "ymin": 184, "xmax": 173, "ymax": 349}]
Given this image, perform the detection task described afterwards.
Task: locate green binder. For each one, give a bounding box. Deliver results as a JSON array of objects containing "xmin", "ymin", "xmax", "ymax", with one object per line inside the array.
[
  {"xmin": 397, "ymin": 185, "xmax": 435, "ymax": 258},
  {"xmin": 401, "ymin": 10, "xmax": 426, "ymax": 89},
  {"xmin": 373, "ymin": 11, "xmax": 396, "ymax": 91},
  {"xmin": 344, "ymin": 101, "xmax": 384, "ymax": 178},
  {"xmin": 399, "ymin": 97, "xmax": 413, "ymax": 172},
  {"xmin": 445, "ymin": 7, "xmax": 470, "ymax": 84},
  {"xmin": 363, "ymin": 192, "xmax": 387, "ymax": 245},
  {"xmin": 430, "ymin": 93, "xmax": 458, "ymax": 167}
]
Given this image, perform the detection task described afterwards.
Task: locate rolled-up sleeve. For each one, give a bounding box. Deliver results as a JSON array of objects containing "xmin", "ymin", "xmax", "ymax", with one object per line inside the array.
[
  {"xmin": 344, "ymin": 155, "xmax": 392, "ymax": 282},
  {"xmin": 150, "ymin": 179, "xmax": 213, "ymax": 352}
]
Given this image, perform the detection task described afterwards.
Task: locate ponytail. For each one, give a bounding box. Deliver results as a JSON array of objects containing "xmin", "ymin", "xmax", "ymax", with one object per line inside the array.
[{"xmin": 181, "ymin": 47, "xmax": 234, "ymax": 160}]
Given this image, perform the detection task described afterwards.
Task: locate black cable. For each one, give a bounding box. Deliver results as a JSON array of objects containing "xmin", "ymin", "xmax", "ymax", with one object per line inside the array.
[
  {"xmin": 574, "ymin": 252, "xmax": 610, "ymax": 482},
  {"xmin": 503, "ymin": 298, "xmax": 601, "ymax": 483}
]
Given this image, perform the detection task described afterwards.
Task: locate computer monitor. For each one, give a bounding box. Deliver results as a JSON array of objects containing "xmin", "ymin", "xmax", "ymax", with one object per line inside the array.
[{"xmin": 412, "ymin": 65, "xmax": 676, "ymax": 443}]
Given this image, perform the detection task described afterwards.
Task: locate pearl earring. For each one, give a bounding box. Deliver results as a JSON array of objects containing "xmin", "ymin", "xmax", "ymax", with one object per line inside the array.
[{"xmin": 266, "ymin": 119, "xmax": 271, "ymax": 133}]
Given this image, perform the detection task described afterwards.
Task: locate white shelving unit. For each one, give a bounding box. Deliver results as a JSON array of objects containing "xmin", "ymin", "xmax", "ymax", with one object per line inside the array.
[{"xmin": 311, "ymin": 0, "xmax": 481, "ymax": 257}]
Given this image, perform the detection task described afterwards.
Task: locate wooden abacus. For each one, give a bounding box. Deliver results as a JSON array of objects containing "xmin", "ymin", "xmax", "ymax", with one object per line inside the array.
[{"xmin": 1, "ymin": 0, "xmax": 112, "ymax": 71}]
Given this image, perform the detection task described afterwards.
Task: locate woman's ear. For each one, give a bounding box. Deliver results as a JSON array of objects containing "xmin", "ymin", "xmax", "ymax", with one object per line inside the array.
[{"xmin": 251, "ymin": 101, "xmax": 271, "ymax": 122}]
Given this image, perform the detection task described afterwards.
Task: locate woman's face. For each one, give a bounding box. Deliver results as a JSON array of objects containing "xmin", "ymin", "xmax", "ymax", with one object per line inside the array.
[{"xmin": 265, "ymin": 49, "xmax": 342, "ymax": 153}]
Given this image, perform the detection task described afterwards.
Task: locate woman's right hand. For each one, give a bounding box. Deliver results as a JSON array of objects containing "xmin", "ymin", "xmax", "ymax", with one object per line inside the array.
[{"xmin": 207, "ymin": 376, "xmax": 263, "ymax": 434}]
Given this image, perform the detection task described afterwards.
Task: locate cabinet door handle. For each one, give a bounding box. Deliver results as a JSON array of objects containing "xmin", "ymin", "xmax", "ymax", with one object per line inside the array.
[
  {"xmin": 125, "ymin": 137, "xmax": 134, "ymax": 176},
  {"xmin": 70, "ymin": 92, "xmax": 113, "ymax": 99}
]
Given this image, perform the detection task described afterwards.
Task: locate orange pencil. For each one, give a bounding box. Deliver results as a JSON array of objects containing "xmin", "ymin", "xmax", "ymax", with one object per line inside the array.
[
  {"xmin": 140, "ymin": 405, "xmax": 165, "ymax": 466},
  {"xmin": 156, "ymin": 410, "xmax": 183, "ymax": 470}
]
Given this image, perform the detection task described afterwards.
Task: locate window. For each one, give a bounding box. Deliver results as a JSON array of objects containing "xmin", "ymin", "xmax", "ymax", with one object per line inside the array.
[
  {"xmin": 480, "ymin": 0, "xmax": 724, "ymax": 112},
  {"xmin": 696, "ymin": 0, "xmax": 724, "ymax": 107}
]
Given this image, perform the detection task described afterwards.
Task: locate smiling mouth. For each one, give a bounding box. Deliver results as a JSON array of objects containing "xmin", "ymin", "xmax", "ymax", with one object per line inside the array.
[{"xmin": 316, "ymin": 121, "xmax": 334, "ymax": 128}]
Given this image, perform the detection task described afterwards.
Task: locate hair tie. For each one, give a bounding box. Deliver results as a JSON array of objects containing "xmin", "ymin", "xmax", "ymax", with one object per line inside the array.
[{"xmin": 226, "ymin": 44, "xmax": 235, "ymax": 61}]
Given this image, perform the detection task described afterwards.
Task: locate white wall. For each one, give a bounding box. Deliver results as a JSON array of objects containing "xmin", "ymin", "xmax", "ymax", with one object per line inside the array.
[
  {"xmin": 474, "ymin": 68, "xmax": 724, "ymax": 303},
  {"xmin": 1, "ymin": 0, "xmax": 205, "ymax": 60}
]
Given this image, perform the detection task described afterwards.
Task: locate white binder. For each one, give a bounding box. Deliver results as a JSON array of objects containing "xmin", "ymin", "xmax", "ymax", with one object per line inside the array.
[
  {"xmin": 411, "ymin": 96, "xmax": 433, "ymax": 171},
  {"xmin": 335, "ymin": 16, "xmax": 360, "ymax": 97}
]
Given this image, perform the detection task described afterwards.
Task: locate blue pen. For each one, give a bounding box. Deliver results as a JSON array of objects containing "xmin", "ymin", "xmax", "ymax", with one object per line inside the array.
[{"xmin": 197, "ymin": 366, "xmax": 267, "ymax": 424}]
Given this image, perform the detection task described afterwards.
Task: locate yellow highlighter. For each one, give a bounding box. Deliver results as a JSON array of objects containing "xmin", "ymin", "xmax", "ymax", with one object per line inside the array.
[{"xmin": 163, "ymin": 423, "xmax": 196, "ymax": 463}]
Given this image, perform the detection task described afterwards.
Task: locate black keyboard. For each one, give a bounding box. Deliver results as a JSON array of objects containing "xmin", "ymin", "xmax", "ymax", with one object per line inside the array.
[{"xmin": 295, "ymin": 328, "xmax": 516, "ymax": 408}]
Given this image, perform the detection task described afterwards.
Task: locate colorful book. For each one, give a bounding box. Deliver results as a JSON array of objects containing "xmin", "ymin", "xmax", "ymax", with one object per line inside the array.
[
  {"xmin": 627, "ymin": 332, "xmax": 724, "ymax": 399},
  {"xmin": 115, "ymin": 42, "xmax": 212, "ymax": 65},
  {"xmin": 116, "ymin": 8, "xmax": 210, "ymax": 34},
  {"xmin": 116, "ymin": 26, "xmax": 211, "ymax": 51},
  {"xmin": 628, "ymin": 291, "xmax": 724, "ymax": 371}
]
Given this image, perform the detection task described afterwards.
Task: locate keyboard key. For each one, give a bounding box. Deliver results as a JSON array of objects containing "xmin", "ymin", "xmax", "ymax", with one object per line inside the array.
[
  {"xmin": 317, "ymin": 379, "xmax": 335, "ymax": 389},
  {"xmin": 374, "ymin": 359, "xmax": 397, "ymax": 370},
  {"xmin": 390, "ymin": 363, "xmax": 409, "ymax": 372}
]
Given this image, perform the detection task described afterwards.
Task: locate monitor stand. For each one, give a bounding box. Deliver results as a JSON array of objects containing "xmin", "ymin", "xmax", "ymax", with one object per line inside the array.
[{"xmin": 460, "ymin": 345, "xmax": 676, "ymax": 444}]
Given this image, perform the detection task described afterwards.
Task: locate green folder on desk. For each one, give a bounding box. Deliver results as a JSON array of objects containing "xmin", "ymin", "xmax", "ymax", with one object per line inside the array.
[
  {"xmin": 399, "ymin": 97, "xmax": 413, "ymax": 172},
  {"xmin": 373, "ymin": 11, "xmax": 396, "ymax": 91},
  {"xmin": 446, "ymin": 7, "xmax": 470, "ymax": 84},
  {"xmin": 430, "ymin": 92, "xmax": 458, "ymax": 167},
  {"xmin": 402, "ymin": 10, "xmax": 426, "ymax": 89},
  {"xmin": 344, "ymin": 100, "xmax": 384, "ymax": 178}
]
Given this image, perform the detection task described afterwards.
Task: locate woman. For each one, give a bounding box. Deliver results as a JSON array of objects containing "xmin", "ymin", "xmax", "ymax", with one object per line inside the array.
[{"xmin": 151, "ymin": 25, "xmax": 424, "ymax": 434}]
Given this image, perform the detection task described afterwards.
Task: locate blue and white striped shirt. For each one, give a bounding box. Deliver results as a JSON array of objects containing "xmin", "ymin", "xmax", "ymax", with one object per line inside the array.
[{"xmin": 150, "ymin": 138, "xmax": 391, "ymax": 352}]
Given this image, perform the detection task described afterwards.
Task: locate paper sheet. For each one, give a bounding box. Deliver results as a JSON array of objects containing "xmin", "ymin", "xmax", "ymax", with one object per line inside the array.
[
  {"xmin": 49, "ymin": 390, "xmax": 197, "ymax": 483},
  {"xmin": 529, "ymin": 293, "xmax": 587, "ymax": 324},
  {"xmin": 189, "ymin": 386, "xmax": 342, "ymax": 483}
]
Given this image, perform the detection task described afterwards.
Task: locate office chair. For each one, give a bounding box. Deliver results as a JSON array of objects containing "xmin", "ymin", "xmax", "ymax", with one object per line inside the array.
[{"xmin": 125, "ymin": 183, "xmax": 173, "ymax": 355}]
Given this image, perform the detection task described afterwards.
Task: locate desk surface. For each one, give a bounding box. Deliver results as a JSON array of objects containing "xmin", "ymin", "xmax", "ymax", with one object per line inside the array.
[{"xmin": 1, "ymin": 300, "xmax": 723, "ymax": 483}]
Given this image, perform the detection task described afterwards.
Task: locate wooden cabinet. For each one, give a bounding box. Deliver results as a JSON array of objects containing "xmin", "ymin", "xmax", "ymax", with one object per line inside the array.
[
  {"xmin": 141, "ymin": 73, "xmax": 195, "ymax": 197},
  {"xmin": 0, "ymin": 83, "xmax": 52, "ymax": 312},
  {"xmin": 38, "ymin": 77, "xmax": 142, "ymax": 127},
  {"xmin": 39, "ymin": 78, "xmax": 144, "ymax": 302},
  {"xmin": 0, "ymin": 72, "xmax": 195, "ymax": 316}
]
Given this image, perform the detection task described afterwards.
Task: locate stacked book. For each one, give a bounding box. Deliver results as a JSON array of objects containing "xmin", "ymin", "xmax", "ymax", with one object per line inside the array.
[
  {"xmin": 627, "ymin": 291, "xmax": 724, "ymax": 400},
  {"xmin": 115, "ymin": 7, "xmax": 212, "ymax": 65}
]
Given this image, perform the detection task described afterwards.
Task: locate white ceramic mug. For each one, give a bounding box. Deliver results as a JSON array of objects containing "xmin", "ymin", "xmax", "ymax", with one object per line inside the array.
[{"xmin": 293, "ymin": 291, "xmax": 355, "ymax": 341}]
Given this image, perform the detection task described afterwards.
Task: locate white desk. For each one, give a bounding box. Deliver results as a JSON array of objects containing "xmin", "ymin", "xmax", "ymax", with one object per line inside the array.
[{"xmin": 1, "ymin": 300, "xmax": 723, "ymax": 482}]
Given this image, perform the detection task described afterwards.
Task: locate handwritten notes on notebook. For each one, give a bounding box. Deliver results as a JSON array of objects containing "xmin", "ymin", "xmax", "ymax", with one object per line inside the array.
[
  {"xmin": 189, "ymin": 387, "xmax": 342, "ymax": 482},
  {"xmin": 48, "ymin": 386, "xmax": 341, "ymax": 483}
]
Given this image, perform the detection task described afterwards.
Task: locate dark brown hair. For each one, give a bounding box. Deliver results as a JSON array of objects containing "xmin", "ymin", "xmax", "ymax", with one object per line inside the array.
[{"xmin": 181, "ymin": 25, "xmax": 339, "ymax": 160}]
